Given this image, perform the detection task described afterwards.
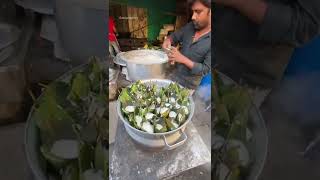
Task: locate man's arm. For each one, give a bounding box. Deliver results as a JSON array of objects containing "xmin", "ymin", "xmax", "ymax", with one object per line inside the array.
[
  {"xmin": 191, "ymin": 51, "xmax": 211, "ymax": 75},
  {"xmin": 214, "ymin": 0, "xmax": 320, "ymax": 45},
  {"xmin": 163, "ymin": 23, "xmax": 190, "ymax": 49},
  {"xmin": 214, "ymin": 0, "xmax": 267, "ymax": 24},
  {"xmin": 259, "ymin": 1, "xmax": 320, "ymax": 45},
  {"xmin": 170, "ymin": 23, "xmax": 192, "ymax": 45},
  {"xmin": 168, "ymin": 47, "xmax": 211, "ymax": 75}
]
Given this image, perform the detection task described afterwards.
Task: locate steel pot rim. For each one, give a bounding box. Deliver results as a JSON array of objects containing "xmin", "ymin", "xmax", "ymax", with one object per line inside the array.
[{"xmin": 119, "ymin": 49, "xmax": 169, "ymax": 65}]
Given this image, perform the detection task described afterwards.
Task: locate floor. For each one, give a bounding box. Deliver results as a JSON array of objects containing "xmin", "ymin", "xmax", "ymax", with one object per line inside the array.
[
  {"xmin": 170, "ymin": 95, "xmax": 211, "ymax": 180},
  {"xmin": 0, "ymin": 123, "xmax": 34, "ymax": 180},
  {"xmin": 258, "ymin": 78, "xmax": 320, "ymax": 180}
]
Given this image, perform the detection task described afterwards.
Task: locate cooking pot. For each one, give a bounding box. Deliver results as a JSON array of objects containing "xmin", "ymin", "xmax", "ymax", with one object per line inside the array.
[
  {"xmin": 117, "ymin": 50, "xmax": 169, "ymax": 81},
  {"xmin": 117, "ymin": 79, "xmax": 195, "ymax": 150}
]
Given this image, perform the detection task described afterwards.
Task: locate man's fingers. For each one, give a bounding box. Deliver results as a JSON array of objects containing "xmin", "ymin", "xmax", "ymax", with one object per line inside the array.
[
  {"xmin": 168, "ymin": 53, "xmax": 175, "ymax": 58},
  {"xmin": 162, "ymin": 42, "xmax": 169, "ymax": 49},
  {"xmin": 170, "ymin": 47, "xmax": 177, "ymax": 52}
]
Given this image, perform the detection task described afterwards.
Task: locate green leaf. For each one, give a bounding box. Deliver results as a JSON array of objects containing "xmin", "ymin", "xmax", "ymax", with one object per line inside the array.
[
  {"xmin": 68, "ymin": 73, "xmax": 91, "ymax": 101},
  {"xmin": 224, "ymin": 146, "xmax": 240, "ymax": 170},
  {"xmin": 179, "ymin": 89, "xmax": 190, "ymax": 101},
  {"xmin": 34, "ymin": 82, "xmax": 75, "ymax": 142},
  {"xmin": 227, "ymin": 112, "xmax": 249, "ymax": 142},
  {"xmin": 131, "ymin": 83, "xmax": 138, "ymax": 94},
  {"xmin": 94, "ymin": 143, "xmax": 108, "ymax": 171},
  {"xmin": 78, "ymin": 143, "xmax": 94, "ymax": 173},
  {"xmin": 62, "ymin": 162, "xmax": 79, "ymax": 180},
  {"xmin": 154, "ymin": 118, "xmax": 168, "ymax": 133},
  {"xmin": 139, "ymin": 107, "xmax": 148, "ymax": 117},
  {"xmin": 119, "ymin": 88, "xmax": 132, "ymax": 105},
  {"xmin": 215, "ymin": 103, "xmax": 230, "ymax": 124},
  {"xmin": 87, "ymin": 57, "xmax": 104, "ymax": 93},
  {"xmin": 97, "ymin": 116, "xmax": 108, "ymax": 143},
  {"xmin": 222, "ymin": 87, "xmax": 251, "ymax": 119},
  {"xmin": 80, "ymin": 120, "xmax": 98, "ymax": 144},
  {"xmin": 227, "ymin": 122, "xmax": 246, "ymax": 143},
  {"xmin": 165, "ymin": 118, "xmax": 178, "ymax": 131},
  {"xmin": 228, "ymin": 168, "xmax": 241, "ymax": 180}
]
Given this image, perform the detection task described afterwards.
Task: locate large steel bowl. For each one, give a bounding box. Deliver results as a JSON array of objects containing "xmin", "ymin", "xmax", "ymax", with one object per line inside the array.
[
  {"xmin": 117, "ymin": 79, "xmax": 195, "ymax": 150},
  {"xmin": 117, "ymin": 50, "xmax": 169, "ymax": 81},
  {"xmin": 215, "ymin": 72, "xmax": 268, "ymax": 180},
  {"xmin": 25, "ymin": 64, "xmax": 88, "ymax": 180}
]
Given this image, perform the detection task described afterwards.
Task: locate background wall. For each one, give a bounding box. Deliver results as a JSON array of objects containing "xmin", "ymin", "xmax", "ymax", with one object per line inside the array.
[{"xmin": 110, "ymin": 0, "xmax": 177, "ymax": 41}]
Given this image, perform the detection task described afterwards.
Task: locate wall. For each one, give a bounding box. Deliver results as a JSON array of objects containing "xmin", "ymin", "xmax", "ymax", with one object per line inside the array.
[{"xmin": 110, "ymin": 0, "xmax": 176, "ymax": 41}]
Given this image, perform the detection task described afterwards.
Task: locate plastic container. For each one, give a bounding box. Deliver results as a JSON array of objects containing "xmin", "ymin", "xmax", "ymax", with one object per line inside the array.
[
  {"xmin": 196, "ymin": 73, "xmax": 211, "ymax": 103},
  {"xmin": 285, "ymin": 36, "xmax": 320, "ymax": 76}
]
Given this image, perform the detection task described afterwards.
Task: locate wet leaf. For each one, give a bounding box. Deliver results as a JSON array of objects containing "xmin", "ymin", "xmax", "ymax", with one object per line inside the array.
[
  {"xmin": 88, "ymin": 57, "xmax": 103, "ymax": 93},
  {"xmin": 80, "ymin": 121, "xmax": 98, "ymax": 144},
  {"xmin": 228, "ymin": 168, "xmax": 241, "ymax": 180},
  {"xmin": 34, "ymin": 82, "xmax": 75, "ymax": 142},
  {"xmin": 97, "ymin": 117, "xmax": 108, "ymax": 142},
  {"xmin": 119, "ymin": 88, "xmax": 132, "ymax": 105},
  {"xmin": 78, "ymin": 143, "xmax": 94, "ymax": 173},
  {"xmin": 68, "ymin": 73, "xmax": 91, "ymax": 102},
  {"xmin": 94, "ymin": 143, "xmax": 108, "ymax": 171},
  {"xmin": 62, "ymin": 162, "xmax": 79, "ymax": 180}
]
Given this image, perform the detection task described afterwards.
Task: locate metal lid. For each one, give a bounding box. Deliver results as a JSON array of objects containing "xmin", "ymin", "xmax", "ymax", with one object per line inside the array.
[{"xmin": 114, "ymin": 52, "xmax": 127, "ymax": 66}]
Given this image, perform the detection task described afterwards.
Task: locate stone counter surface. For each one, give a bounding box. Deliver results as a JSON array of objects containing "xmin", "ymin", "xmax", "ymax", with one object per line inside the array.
[{"xmin": 109, "ymin": 120, "xmax": 211, "ymax": 180}]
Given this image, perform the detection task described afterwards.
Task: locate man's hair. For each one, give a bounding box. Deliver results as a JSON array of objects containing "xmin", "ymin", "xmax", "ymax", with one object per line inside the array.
[{"xmin": 188, "ymin": 0, "xmax": 211, "ymax": 9}]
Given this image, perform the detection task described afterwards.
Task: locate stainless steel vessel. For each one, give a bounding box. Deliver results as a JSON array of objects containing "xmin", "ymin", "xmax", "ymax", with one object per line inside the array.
[
  {"xmin": 117, "ymin": 50, "xmax": 169, "ymax": 81},
  {"xmin": 117, "ymin": 79, "xmax": 195, "ymax": 150}
]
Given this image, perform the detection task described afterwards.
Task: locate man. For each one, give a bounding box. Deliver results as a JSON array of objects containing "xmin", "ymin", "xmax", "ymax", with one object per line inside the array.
[
  {"xmin": 213, "ymin": 0, "xmax": 320, "ymax": 107},
  {"xmin": 162, "ymin": 0, "xmax": 211, "ymax": 90},
  {"xmin": 109, "ymin": 16, "xmax": 120, "ymax": 58}
]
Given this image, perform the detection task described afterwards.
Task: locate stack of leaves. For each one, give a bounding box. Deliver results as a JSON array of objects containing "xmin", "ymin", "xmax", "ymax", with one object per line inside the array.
[
  {"xmin": 32, "ymin": 57, "xmax": 108, "ymax": 180},
  {"xmin": 119, "ymin": 81, "xmax": 190, "ymax": 133},
  {"xmin": 212, "ymin": 70, "xmax": 253, "ymax": 180}
]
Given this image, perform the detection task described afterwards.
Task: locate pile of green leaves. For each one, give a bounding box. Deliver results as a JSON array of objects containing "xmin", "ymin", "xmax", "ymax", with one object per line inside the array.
[
  {"xmin": 119, "ymin": 80, "xmax": 190, "ymax": 133},
  {"xmin": 32, "ymin": 57, "xmax": 108, "ymax": 180},
  {"xmin": 212, "ymin": 71, "xmax": 253, "ymax": 180}
]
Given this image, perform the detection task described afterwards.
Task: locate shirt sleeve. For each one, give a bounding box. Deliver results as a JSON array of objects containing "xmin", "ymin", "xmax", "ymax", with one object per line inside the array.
[
  {"xmin": 191, "ymin": 50, "xmax": 211, "ymax": 76},
  {"xmin": 258, "ymin": 1, "xmax": 320, "ymax": 46}
]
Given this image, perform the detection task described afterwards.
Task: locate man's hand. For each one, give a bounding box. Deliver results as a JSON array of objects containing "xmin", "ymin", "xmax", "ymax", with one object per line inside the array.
[
  {"xmin": 168, "ymin": 47, "xmax": 194, "ymax": 69},
  {"xmin": 168, "ymin": 47, "xmax": 184, "ymax": 63},
  {"xmin": 162, "ymin": 37, "xmax": 172, "ymax": 49}
]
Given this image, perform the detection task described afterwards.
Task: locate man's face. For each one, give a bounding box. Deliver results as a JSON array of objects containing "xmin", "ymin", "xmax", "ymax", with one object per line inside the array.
[{"xmin": 191, "ymin": 1, "xmax": 211, "ymax": 30}]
